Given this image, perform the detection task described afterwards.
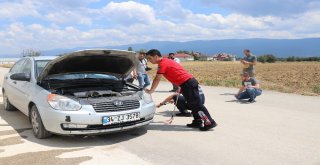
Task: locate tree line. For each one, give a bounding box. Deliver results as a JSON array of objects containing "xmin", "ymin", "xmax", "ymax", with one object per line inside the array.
[
  {"xmin": 21, "ymin": 48, "xmax": 320, "ymax": 63},
  {"xmin": 257, "ymin": 54, "xmax": 320, "ymax": 63}
]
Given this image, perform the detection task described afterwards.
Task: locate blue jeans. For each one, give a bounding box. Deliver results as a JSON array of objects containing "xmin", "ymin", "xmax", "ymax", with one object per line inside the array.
[
  {"xmin": 236, "ymin": 88, "xmax": 262, "ymax": 100},
  {"xmin": 137, "ymin": 73, "xmax": 150, "ymax": 89}
]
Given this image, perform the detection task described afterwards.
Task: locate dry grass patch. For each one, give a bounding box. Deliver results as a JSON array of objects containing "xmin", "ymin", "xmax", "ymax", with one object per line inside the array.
[
  {"xmin": 0, "ymin": 64, "xmax": 13, "ymax": 68},
  {"xmin": 148, "ymin": 61, "xmax": 320, "ymax": 96}
]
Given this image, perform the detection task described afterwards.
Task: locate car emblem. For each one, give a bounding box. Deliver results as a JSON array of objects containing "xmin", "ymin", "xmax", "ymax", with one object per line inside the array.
[{"xmin": 113, "ymin": 100, "xmax": 124, "ymax": 106}]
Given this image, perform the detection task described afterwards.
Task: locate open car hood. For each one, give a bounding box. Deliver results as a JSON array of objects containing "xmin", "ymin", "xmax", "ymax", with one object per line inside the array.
[{"xmin": 38, "ymin": 49, "xmax": 137, "ymax": 82}]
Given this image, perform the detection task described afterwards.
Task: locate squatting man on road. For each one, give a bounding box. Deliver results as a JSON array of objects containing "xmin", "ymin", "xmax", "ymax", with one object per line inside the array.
[
  {"xmin": 145, "ymin": 49, "xmax": 217, "ymax": 131},
  {"xmin": 235, "ymin": 72, "xmax": 262, "ymax": 103}
]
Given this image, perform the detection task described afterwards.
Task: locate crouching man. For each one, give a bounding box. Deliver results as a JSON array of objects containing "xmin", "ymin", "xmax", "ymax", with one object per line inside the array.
[
  {"xmin": 157, "ymin": 86, "xmax": 205, "ymax": 117},
  {"xmin": 235, "ymin": 72, "xmax": 262, "ymax": 103},
  {"xmin": 145, "ymin": 49, "xmax": 217, "ymax": 131}
]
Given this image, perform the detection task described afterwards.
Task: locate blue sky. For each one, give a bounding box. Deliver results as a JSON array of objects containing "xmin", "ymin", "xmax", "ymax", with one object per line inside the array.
[{"xmin": 0, "ymin": 0, "xmax": 319, "ymax": 56}]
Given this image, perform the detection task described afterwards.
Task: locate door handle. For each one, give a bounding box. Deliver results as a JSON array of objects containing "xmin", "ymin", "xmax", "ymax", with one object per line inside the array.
[
  {"xmin": 13, "ymin": 81, "xmax": 17, "ymax": 84},
  {"xmin": 5, "ymin": 77, "xmax": 8, "ymax": 79}
]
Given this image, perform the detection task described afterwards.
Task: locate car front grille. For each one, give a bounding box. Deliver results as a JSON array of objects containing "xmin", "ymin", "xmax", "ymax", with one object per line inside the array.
[{"xmin": 92, "ymin": 100, "xmax": 140, "ymax": 112}]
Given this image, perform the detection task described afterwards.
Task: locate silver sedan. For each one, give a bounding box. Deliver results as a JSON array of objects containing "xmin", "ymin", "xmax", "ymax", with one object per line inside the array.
[{"xmin": 2, "ymin": 49, "xmax": 156, "ymax": 139}]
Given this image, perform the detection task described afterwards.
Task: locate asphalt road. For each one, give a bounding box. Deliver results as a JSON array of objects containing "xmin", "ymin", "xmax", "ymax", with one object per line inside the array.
[{"xmin": 1, "ymin": 77, "xmax": 320, "ymax": 165}]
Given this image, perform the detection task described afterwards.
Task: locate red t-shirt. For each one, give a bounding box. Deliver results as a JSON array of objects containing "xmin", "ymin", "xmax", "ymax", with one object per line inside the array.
[{"xmin": 157, "ymin": 58, "xmax": 193, "ymax": 85}]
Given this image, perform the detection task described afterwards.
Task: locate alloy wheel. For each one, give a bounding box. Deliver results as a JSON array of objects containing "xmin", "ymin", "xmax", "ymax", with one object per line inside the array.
[
  {"xmin": 3, "ymin": 95, "xmax": 8, "ymax": 110},
  {"xmin": 31, "ymin": 110, "xmax": 39, "ymax": 134}
]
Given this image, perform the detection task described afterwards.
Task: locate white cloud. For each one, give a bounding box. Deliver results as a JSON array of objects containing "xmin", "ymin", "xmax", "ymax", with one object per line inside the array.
[
  {"xmin": 101, "ymin": 1, "xmax": 156, "ymax": 25},
  {"xmin": 45, "ymin": 11, "xmax": 92, "ymax": 26},
  {"xmin": 0, "ymin": 0, "xmax": 319, "ymax": 55},
  {"xmin": 155, "ymin": 0, "xmax": 191, "ymax": 22},
  {"xmin": 0, "ymin": 0, "xmax": 40, "ymax": 20}
]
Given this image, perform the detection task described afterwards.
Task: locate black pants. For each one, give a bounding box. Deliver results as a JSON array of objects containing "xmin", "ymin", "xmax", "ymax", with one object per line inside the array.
[
  {"xmin": 172, "ymin": 83, "xmax": 179, "ymax": 91},
  {"xmin": 179, "ymin": 78, "xmax": 214, "ymax": 122},
  {"xmin": 173, "ymin": 94, "xmax": 205, "ymax": 113}
]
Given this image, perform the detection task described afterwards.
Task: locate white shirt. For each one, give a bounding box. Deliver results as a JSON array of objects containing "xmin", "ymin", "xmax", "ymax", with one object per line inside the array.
[{"xmin": 174, "ymin": 58, "xmax": 180, "ymax": 63}]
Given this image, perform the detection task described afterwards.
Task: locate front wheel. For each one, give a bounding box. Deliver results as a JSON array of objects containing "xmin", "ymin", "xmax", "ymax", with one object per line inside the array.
[
  {"xmin": 3, "ymin": 92, "xmax": 16, "ymax": 111},
  {"xmin": 30, "ymin": 105, "xmax": 52, "ymax": 139}
]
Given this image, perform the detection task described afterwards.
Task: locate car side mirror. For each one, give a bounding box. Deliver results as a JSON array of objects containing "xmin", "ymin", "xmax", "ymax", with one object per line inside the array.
[{"xmin": 10, "ymin": 73, "xmax": 31, "ymax": 81}]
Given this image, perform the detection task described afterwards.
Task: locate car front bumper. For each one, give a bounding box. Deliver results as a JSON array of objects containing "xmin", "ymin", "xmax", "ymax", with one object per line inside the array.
[{"xmin": 39, "ymin": 102, "xmax": 156, "ymax": 135}]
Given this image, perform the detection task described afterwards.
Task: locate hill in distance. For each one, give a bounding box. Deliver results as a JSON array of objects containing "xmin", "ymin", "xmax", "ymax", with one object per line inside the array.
[{"xmin": 8, "ymin": 38, "xmax": 320, "ymax": 58}]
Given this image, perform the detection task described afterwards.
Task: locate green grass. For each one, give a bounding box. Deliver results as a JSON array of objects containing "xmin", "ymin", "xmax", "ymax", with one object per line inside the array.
[{"xmin": 312, "ymin": 84, "xmax": 320, "ymax": 94}]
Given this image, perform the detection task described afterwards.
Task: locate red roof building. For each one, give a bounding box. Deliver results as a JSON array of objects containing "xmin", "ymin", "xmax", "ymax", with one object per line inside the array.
[{"xmin": 163, "ymin": 53, "xmax": 194, "ymax": 61}]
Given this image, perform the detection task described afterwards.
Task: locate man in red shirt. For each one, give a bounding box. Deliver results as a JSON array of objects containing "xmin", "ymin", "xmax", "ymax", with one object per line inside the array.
[{"xmin": 145, "ymin": 49, "xmax": 217, "ymax": 131}]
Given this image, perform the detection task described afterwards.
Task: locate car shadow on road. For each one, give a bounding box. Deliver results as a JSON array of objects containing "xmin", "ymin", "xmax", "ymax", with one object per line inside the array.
[
  {"xmin": 156, "ymin": 110, "xmax": 175, "ymax": 117},
  {"xmin": 148, "ymin": 122, "xmax": 197, "ymax": 132},
  {"xmin": 0, "ymin": 104, "xmax": 148, "ymax": 148}
]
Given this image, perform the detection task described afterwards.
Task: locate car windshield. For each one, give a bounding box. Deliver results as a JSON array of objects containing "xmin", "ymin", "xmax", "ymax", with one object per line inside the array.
[
  {"xmin": 36, "ymin": 60, "xmax": 51, "ymax": 78},
  {"xmin": 49, "ymin": 73, "xmax": 119, "ymax": 80}
]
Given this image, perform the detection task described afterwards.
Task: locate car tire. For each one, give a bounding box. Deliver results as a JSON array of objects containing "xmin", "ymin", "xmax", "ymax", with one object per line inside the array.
[
  {"xmin": 30, "ymin": 105, "xmax": 52, "ymax": 139},
  {"xmin": 3, "ymin": 92, "xmax": 16, "ymax": 111}
]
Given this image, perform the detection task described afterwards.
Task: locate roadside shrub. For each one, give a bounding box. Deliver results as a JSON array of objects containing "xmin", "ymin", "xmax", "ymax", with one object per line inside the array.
[
  {"xmin": 312, "ymin": 84, "xmax": 320, "ymax": 94},
  {"xmin": 258, "ymin": 54, "xmax": 277, "ymax": 63},
  {"xmin": 223, "ymin": 58, "xmax": 232, "ymax": 61},
  {"xmin": 205, "ymin": 79, "xmax": 221, "ymax": 86},
  {"xmin": 223, "ymin": 79, "xmax": 240, "ymax": 87}
]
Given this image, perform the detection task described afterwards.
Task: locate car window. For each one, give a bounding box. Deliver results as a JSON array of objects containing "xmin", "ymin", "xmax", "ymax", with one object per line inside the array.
[
  {"xmin": 36, "ymin": 60, "xmax": 51, "ymax": 78},
  {"xmin": 49, "ymin": 73, "xmax": 118, "ymax": 80},
  {"xmin": 10, "ymin": 59, "xmax": 25, "ymax": 74},
  {"xmin": 20, "ymin": 59, "xmax": 32, "ymax": 74}
]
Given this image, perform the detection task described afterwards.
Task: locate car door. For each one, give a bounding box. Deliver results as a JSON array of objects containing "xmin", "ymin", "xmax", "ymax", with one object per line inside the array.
[
  {"xmin": 4, "ymin": 59, "xmax": 25, "ymax": 108},
  {"xmin": 12, "ymin": 59, "xmax": 34, "ymax": 114}
]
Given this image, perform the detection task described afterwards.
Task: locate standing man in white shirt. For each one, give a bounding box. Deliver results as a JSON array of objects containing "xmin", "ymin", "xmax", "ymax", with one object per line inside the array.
[{"xmin": 134, "ymin": 50, "xmax": 151, "ymax": 89}]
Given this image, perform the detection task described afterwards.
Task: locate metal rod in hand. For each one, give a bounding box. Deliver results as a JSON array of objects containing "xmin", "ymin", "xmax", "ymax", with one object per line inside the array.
[{"xmin": 166, "ymin": 92, "xmax": 180, "ymax": 124}]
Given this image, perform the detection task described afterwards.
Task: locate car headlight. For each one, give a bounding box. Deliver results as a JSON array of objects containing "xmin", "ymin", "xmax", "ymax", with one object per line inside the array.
[
  {"xmin": 140, "ymin": 91, "xmax": 153, "ymax": 104},
  {"xmin": 47, "ymin": 94, "xmax": 82, "ymax": 111}
]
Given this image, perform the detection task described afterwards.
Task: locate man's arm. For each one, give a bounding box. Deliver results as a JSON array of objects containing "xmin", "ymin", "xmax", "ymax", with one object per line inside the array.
[
  {"xmin": 251, "ymin": 83, "xmax": 260, "ymax": 89},
  {"xmin": 248, "ymin": 60, "xmax": 257, "ymax": 65},
  {"xmin": 236, "ymin": 86, "xmax": 246, "ymax": 96},
  {"xmin": 242, "ymin": 60, "xmax": 256, "ymax": 65},
  {"xmin": 246, "ymin": 57, "xmax": 257, "ymax": 65},
  {"xmin": 156, "ymin": 93, "xmax": 177, "ymax": 108},
  {"xmin": 145, "ymin": 74, "xmax": 163, "ymax": 94},
  {"xmin": 132, "ymin": 68, "xmax": 138, "ymax": 79}
]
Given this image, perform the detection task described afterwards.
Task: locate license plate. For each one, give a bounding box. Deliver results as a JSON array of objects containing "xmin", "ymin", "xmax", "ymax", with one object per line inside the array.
[{"xmin": 102, "ymin": 112, "xmax": 140, "ymax": 125}]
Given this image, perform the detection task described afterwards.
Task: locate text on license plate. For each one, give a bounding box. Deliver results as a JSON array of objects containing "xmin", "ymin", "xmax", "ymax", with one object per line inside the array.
[{"xmin": 102, "ymin": 112, "xmax": 140, "ymax": 125}]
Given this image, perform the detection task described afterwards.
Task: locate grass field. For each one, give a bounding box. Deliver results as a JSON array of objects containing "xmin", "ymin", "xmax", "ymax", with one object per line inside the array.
[
  {"xmin": 1, "ymin": 61, "xmax": 319, "ymax": 96},
  {"xmin": 148, "ymin": 61, "xmax": 320, "ymax": 96}
]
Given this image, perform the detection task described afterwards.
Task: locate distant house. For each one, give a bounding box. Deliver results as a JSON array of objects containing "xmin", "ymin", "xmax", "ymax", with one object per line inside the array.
[
  {"xmin": 213, "ymin": 53, "xmax": 236, "ymax": 61},
  {"xmin": 163, "ymin": 53, "xmax": 194, "ymax": 61},
  {"xmin": 198, "ymin": 56, "xmax": 213, "ymax": 61}
]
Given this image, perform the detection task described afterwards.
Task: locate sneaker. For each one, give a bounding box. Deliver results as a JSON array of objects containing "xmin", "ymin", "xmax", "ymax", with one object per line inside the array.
[
  {"xmin": 199, "ymin": 122, "xmax": 217, "ymax": 131},
  {"xmin": 186, "ymin": 120, "xmax": 203, "ymax": 128},
  {"xmin": 248, "ymin": 99, "xmax": 256, "ymax": 103},
  {"xmin": 234, "ymin": 95, "xmax": 239, "ymax": 100},
  {"xmin": 176, "ymin": 112, "xmax": 192, "ymax": 117}
]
